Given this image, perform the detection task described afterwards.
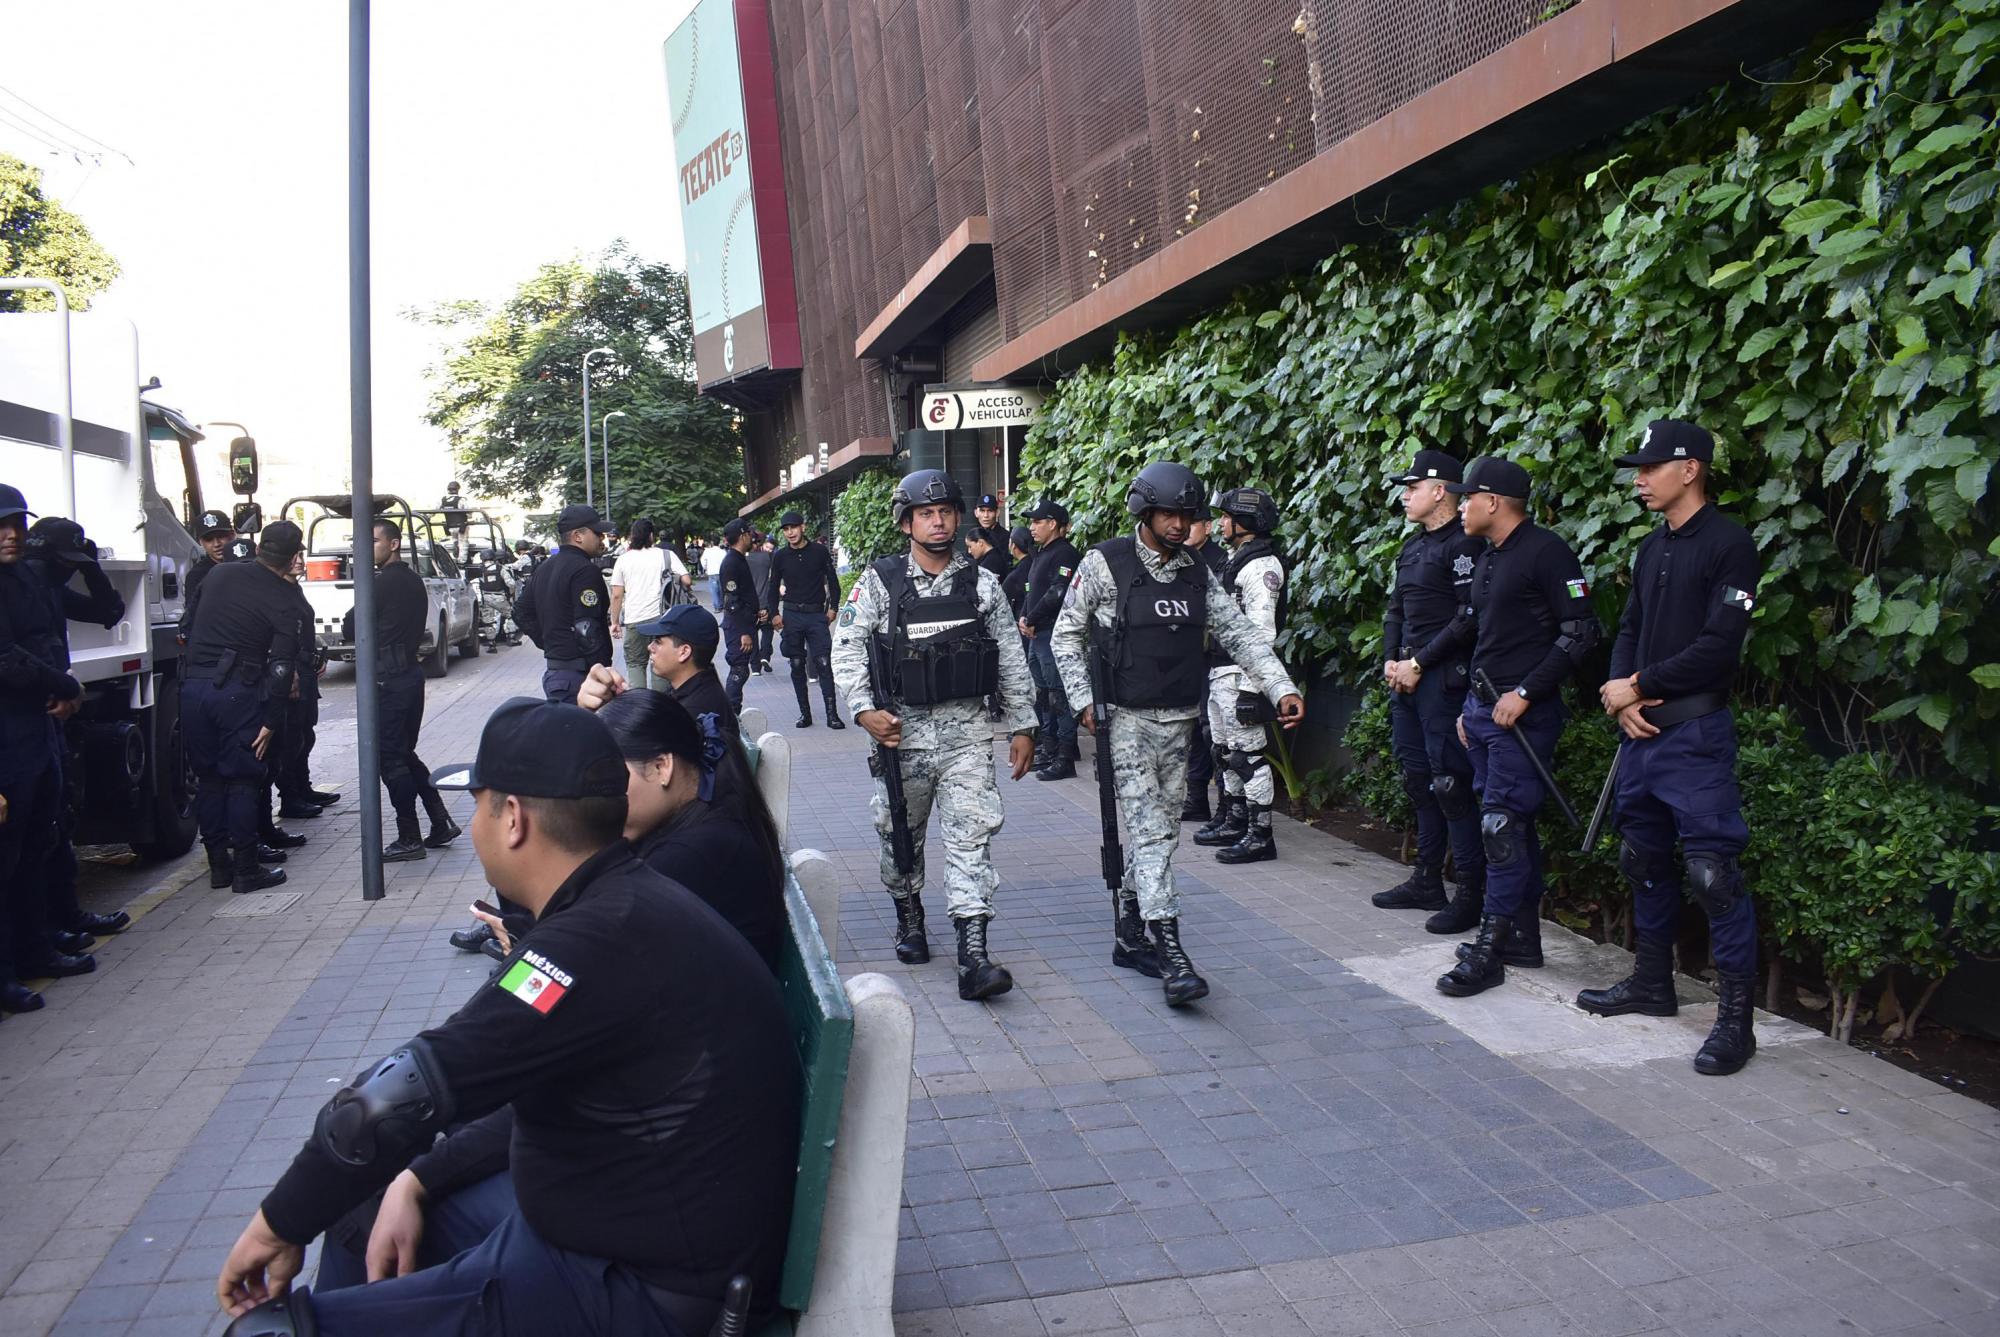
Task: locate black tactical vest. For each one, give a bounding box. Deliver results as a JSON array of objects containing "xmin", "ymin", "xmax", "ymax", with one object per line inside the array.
[
  {"xmin": 869, "ymin": 556, "xmax": 1000, "ymax": 707},
  {"xmin": 1096, "ymin": 536, "xmax": 1208, "ymax": 709}
]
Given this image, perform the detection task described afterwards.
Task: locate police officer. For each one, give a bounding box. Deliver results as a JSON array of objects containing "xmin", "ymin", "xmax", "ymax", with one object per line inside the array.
[
  {"xmin": 250, "ymin": 549, "xmax": 313, "ymax": 870},
  {"xmin": 1053, "ymin": 462, "xmax": 1304, "ymax": 1006},
  {"xmin": 215, "ymin": 698, "xmax": 801, "ymax": 1337},
  {"xmin": 714, "ymin": 519, "xmax": 761, "ymax": 712},
  {"xmin": 1180, "ymin": 500, "xmax": 1227, "ymax": 823},
  {"xmin": 365, "ymin": 519, "xmax": 462, "ymax": 861},
  {"xmin": 182, "ymin": 521, "xmax": 308, "ymax": 894},
  {"xmin": 967, "ymin": 494, "xmax": 1011, "ymax": 576},
  {"xmin": 513, "ymin": 504, "xmax": 614, "ymax": 702},
  {"xmin": 1578, "ymin": 420, "xmax": 1762, "ymax": 1075},
  {"xmin": 1189, "ymin": 487, "xmax": 1291, "ymax": 864},
  {"xmin": 765, "ymin": 510, "xmax": 842, "ymax": 727},
  {"xmin": 1430, "ymin": 457, "xmax": 1598, "ymax": 997},
  {"xmin": 1018, "ymin": 499, "xmax": 1081, "ymax": 778},
  {"xmin": 1373, "ymin": 450, "xmax": 1488, "ymax": 931},
  {"xmin": 831, "ymin": 470, "xmax": 1037, "ymax": 1002},
  {"xmin": 1000, "ymin": 526, "xmax": 1034, "ymax": 620},
  {"xmin": 188, "ymin": 509, "xmax": 236, "ymax": 596}
]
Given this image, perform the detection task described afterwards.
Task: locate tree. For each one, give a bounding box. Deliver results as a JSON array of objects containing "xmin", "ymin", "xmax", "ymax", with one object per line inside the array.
[
  {"xmin": 416, "ymin": 242, "xmax": 744, "ymax": 542},
  {"xmin": 0, "ymin": 153, "xmax": 119, "ymax": 310}
]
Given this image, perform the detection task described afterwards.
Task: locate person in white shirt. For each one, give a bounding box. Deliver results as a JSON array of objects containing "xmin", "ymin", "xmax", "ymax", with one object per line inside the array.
[
  {"xmin": 699, "ymin": 538, "xmax": 726, "ymax": 611},
  {"xmin": 609, "ymin": 519, "xmax": 688, "ymax": 688}
]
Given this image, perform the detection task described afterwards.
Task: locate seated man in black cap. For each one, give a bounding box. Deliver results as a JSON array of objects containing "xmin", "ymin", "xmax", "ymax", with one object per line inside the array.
[
  {"xmin": 764, "ymin": 510, "xmax": 843, "ymax": 728},
  {"xmin": 216, "ymin": 698, "xmax": 801, "ymax": 1337},
  {"xmin": 513, "ymin": 504, "xmax": 615, "ymax": 702}
]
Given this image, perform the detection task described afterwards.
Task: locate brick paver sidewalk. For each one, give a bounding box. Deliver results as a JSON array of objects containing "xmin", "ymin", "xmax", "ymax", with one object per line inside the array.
[{"xmin": 4, "ymin": 647, "xmax": 1996, "ymax": 1336}]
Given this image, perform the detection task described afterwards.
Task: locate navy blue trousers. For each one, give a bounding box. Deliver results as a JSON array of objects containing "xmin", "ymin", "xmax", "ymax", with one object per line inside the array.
[
  {"xmin": 1388, "ymin": 671, "xmax": 1482, "ymax": 879},
  {"xmin": 1615, "ymin": 709, "xmax": 1758, "ymax": 975},
  {"xmin": 1462, "ymin": 694, "xmax": 1564, "ymax": 919},
  {"xmin": 541, "ymin": 667, "xmax": 586, "ymax": 703},
  {"xmin": 376, "ymin": 668, "xmax": 434, "ymax": 821},
  {"xmin": 309, "ymin": 1172, "xmax": 688, "ymax": 1336},
  {"xmin": 0, "ymin": 762, "xmax": 59, "ymax": 982},
  {"xmin": 1028, "ymin": 634, "xmax": 1076, "ymax": 749},
  {"xmin": 185, "ymin": 675, "xmax": 266, "ymax": 850},
  {"xmin": 779, "ymin": 613, "xmax": 836, "ymax": 713},
  {"xmin": 723, "ymin": 616, "xmax": 757, "ymax": 712}
]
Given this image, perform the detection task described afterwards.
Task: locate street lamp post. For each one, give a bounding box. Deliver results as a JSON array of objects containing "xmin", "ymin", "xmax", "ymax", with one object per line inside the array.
[
  {"xmin": 580, "ymin": 346, "xmax": 615, "ymax": 509},
  {"xmin": 600, "ymin": 410, "xmax": 628, "ymax": 529}
]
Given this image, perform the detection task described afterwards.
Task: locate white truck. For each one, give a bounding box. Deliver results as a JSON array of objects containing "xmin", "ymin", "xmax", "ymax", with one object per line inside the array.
[
  {"xmin": 0, "ymin": 305, "xmax": 206, "ymax": 860},
  {"xmin": 286, "ymin": 494, "xmax": 481, "ymax": 677}
]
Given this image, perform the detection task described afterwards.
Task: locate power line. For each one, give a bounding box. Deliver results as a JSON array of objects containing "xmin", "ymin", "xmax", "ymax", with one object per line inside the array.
[
  {"xmin": 0, "ymin": 84, "xmax": 133, "ymax": 165},
  {"xmin": 0, "ymin": 105, "xmax": 83, "ymax": 160}
]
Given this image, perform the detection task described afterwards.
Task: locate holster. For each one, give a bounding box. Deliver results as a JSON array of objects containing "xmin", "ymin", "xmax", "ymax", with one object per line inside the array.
[{"xmin": 1235, "ymin": 690, "xmax": 1276, "ymax": 725}]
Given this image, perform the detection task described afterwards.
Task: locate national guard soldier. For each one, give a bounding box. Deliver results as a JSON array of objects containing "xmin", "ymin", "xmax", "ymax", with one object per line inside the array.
[
  {"xmin": 765, "ymin": 510, "xmax": 843, "ymax": 727},
  {"xmin": 1430, "ymin": 456, "xmax": 1598, "ymax": 997},
  {"xmin": 1578, "ymin": 420, "xmax": 1762, "ymax": 1075},
  {"xmin": 1180, "ymin": 499, "xmax": 1226, "ymax": 823},
  {"xmin": 1188, "ymin": 487, "xmax": 1291, "ymax": 864},
  {"xmin": 471, "ymin": 544, "xmax": 518, "ymax": 652},
  {"xmin": 364, "ymin": 520, "xmax": 461, "ymax": 861},
  {"xmin": 182, "ymin": 521, "xmax": 309, "ymax": 894},
  {"xmin": 1018, "ymin": 499, "xmax": 1081, "ymax": 779},
  {"xmin": 715, "ymin": 518, "xmax": 761, "ymax": 713},
  {"xmin": 831, "ymin": 470, "xmax": 1037, "ymax": 1002},
  {"xmin": 1373, "ymin": 450, "xmax": 1488, "ymax": 932},
  {"xmin": 1053, "ymin": 462, "xmax": 1304, "ymax": 1006},
  {"xmin": 514, "ymin": 504, "xmax": 614, "ymax": 702}
]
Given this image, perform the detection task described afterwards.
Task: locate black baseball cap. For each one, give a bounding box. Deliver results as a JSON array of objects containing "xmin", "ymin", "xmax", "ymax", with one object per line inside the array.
[
  {"xmin": 976, "ymin": 494, "xmax": 999, "ymax": 508},
  {"xmin": 780, "ymin": 510, "xmax": 804, "ymax": 526},
  {"xmin": 0, "ymin": 484, "xmax": 33, "ymax": 523},
  {"xmin": 722, "ymin": 518, "xmax": 751, "ymax": 542},
  {"xmin": 1008, "ymin": 525, "xmax": 1032, "ymax": 551},
  {"xmin": 1617, "ymin": 418, "xmax": 1715, "ymax": 467},
  {"xmin": 632, "ymin": 603, "xmax": 719, "ymax": 650},
  {"xmin": 195, "ymin": 509, "xmax": 234, "ymax": 536},
  {"xmin": 432, "ymin": 698, "xmax": 629, "ymax": 797},
  {"xmin": 556, "ymin": 503, "xmax": 613, "ymax": 535},
  {"xmin": 1024, "ymin": 499, "xmax": 1070, "ymax": 524},
  {"xmin": 1392, "ymin": 449, "xmax": 1465, "ymax": 486},
  {"xmin": 259, "ymin": 520, "xmax": 305, "ymax": 561},
  {"xmin": 1444, "ymin": 456, "xmax": 1532, "ymax": 500},
  {"xmin": 25, "ymin": 517, "xmax": 97, "ymax": 566}
]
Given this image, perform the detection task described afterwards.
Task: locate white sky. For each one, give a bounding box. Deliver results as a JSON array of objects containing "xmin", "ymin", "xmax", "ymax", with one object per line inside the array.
[{"xmin": 2, "ymin": 0, "xmax": 698, "ymax": 510}]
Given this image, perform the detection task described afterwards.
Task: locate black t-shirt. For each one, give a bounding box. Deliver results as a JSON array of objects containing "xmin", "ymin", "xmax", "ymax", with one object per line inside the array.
[
  {"xmin": 766, "ymin": 541, "xmax": 840, "ymax": 614},
  {"xmin": 1608, "ymin": 503, "xmax": 1760, "ymax": 699},
  {"xmin": 515, "ymin": 544, "xmax": 612, "ymax": 666},
  {"xmin": 260, "ymin": 842, "xmax": 800, "ymax": 1310},
  {"xmin": 1387, "ymin": 518, "xmax": 1484, "ymax": 666},
  {"xmin": 1000, "ymin": 559, "xmax": 1032, "ymax": 618},
  {"xmin": 717, "ymin": 548, "xmax": 760, "ymax": 622},
  {"xmin": 184, "ymin": 560, "xmax": 305, "ymax": 730},
  {"xmin": 636, "ymin": 804, "xmax": 784, "ymax": 971},
  {"xmin": 375, "ymin": 559, "xmax": 432, "ymax": 660},
  {"xmin": 672, "ymin": 666, "xmax": 738, "ymax": 738},
  {"xmin": 1023, "ymin": 537, "xmax": 1080, "ymax": 631},
  {"xmin": 1464, "ymin": 521, "xmax": 1598, "ymax": 701}
]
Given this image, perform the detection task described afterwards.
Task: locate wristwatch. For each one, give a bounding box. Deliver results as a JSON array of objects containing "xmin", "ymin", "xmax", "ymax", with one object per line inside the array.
[{"xmin": 1513, "ymin": 686, "xmax": 1530, "ymax": 702}]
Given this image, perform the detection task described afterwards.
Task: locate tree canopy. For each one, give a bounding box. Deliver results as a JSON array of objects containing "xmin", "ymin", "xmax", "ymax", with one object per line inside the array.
[
  {"xmin": 0, "ymin": 153, "xmax": 119, "ymax": 311},
  {"xmin": 417, "ymin": 243, "xmax": 744, "ymax": 542}
]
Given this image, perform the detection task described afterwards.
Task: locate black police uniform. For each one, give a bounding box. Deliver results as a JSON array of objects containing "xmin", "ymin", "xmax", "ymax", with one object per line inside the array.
[
  {"xmin": 969, "ymin": 522, "xmax": 1012, "ymax": 576},
  {"xmin": 253, "ymin": 840, "xmax": 801, "ymax": 1337},
  {"xmin": 1588, "ymin": 421, "xmax": 1763, "ymax": 1070},
  {"xmin": 182, "ymin": 555, "xmax": 303, "ymax": 885},
  {"xmin": 1429, "ymin": 462, "xmax": 1598, "ymax": 992},
  {"xmin": 717, "ymin": 545, "xmax": 760, "ymax": 712},
  {"xmin": 515, "ymin": 542, "xmax": 612, "ymax": 702},
  {"xmin": 1022, "ymin": 534, "xmax": 1081, "ymax": 760},
  {"xmin": 1379, "ymin": 454, "xmax": 1489, "ymax": 916},
  {"xmin": 674, "ymin": 666, "xmax": 737, "ymax": 739},
  {"xmin": 744, "ymin": 542, "xmax": 775, "ymax": 669},
  {"xmin": 765, "ymin": 538, "xmax": 841, "ymax": 722},
  {"xmin": 275, "ymin": 575, "xmax": 325, "ymax": 813},
  {"xmin": 372, "ymin": 556, "xmax": 456, "ymax": 850}
]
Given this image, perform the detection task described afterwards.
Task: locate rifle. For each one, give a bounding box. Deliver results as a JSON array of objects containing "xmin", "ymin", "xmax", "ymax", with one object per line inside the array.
[
  {"xmin": 1088, "ymin": 645, "xmax": 1123, "ymax": 891},
  {"xmin": 866, "ymin": 608, "xmax": 917, "ymax": 877},
  {"xmin": 1470, "ymin": 668, "xmax": 1580, "ymax": 827}
]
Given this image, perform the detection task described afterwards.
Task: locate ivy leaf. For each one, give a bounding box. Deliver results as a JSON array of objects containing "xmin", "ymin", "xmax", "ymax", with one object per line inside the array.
[
  {"xmin": 1781, "ymin": 199, "xmax": 1853, "ymax": 233},
  {"xmin": 1971, "ymin": 664, "xmax": 2000, "ymax": 691},
  {"xmin": 1814, "ymin": 226, "xmax": 1883, "ymax": 258},
  {"xmin": 1944, "ymin": 168, "xmax": 2000, "ymax": 214},
  {"xmin": 1708, "ymin": 260, "xmax": 1755, "ymax": 288},
  {"xmin": 1914, "ymin": 122, "xmax": 1984, "ymax": 156},
  {"xmin": 1255, "ymin": 309, "xmax": 1284, "ymax": 330},
  {"xmin": 1916, "ymin": 694, "xmax": 1953, "ymax": 732},
  {"xmin": 1737, "ymin": 328, "xmax": 1786, "ymax": 362},
  {"xmin": 1958, "ymin": 459, "xmax": 1992, "ymax": 504},
  {"xmin": 1785, "ymin": 104, "xmax": 1837, "ymax": 135}
]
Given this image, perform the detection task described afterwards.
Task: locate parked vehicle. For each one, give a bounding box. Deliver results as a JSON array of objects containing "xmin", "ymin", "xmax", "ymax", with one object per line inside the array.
[{"xmin": 285, "ymin": 494, "xmax": 480, "ymax": 678}]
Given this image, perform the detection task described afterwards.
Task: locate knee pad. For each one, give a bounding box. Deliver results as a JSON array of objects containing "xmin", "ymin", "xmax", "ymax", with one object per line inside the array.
[
  {"xmin": 1618, "ymin": 839, "xmax": 1673, "ymax": 888},
  {"xmin": 1430, "ymin": 771, "xmax": 1473, "ymax": 820},
  {"xmin": 1222, "ymin": 749, "xmax": 1261, "ymax": 781},
  {"xmin": 1682, "ymin": 855, "xmax": 1741, "ymax": 918},
  {"xmin": 1400, "ymin": 767, "xmax": 1434, "ymax": 808},
  {"xmin": 226, "ymin": 1290, "xmax": 318, "ymax": 1337},
  {"xmin": 1480, "ymin": 808, "xmax": 1521, "ymax": 866}
]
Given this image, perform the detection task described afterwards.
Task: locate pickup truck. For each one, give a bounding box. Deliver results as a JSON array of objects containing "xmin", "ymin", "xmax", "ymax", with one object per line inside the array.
[{"xmin": 284, "ymin": 495, "xmax": 482, "ymax": 677}]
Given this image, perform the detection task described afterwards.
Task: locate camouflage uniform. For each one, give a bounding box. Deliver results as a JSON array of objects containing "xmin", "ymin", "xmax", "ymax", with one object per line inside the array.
[
  {"xmin": 1209, "ymin": 550, "xmax": 1285, "ymax": 805},
  {"xmin": 1053, "ymin": 530, "xmax": 1297, "ymax": 919},
  {"xmin": 831, "ymin": 550, "xmax": 1037, "ymax": 919}
]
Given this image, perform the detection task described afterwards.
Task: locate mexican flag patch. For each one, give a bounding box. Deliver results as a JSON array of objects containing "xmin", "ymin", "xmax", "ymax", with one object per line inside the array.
[
  {"xmin": 1565, "ymin": 578, "xmax": 1590, "ymax": 599},
  {"xmin": 497, "ymin": 951, "xmax": 572, "ymax": 1014}
]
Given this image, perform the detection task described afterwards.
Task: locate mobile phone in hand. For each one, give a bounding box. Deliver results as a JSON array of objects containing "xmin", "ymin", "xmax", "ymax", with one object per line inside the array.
[{"xmin": 473, "ymin": 898, "xmax": 502, "ymax": 918}]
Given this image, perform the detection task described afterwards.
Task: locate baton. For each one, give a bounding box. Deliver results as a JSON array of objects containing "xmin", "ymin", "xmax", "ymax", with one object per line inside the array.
[
  {"xmin": 1471, "ymin": 668, "xmax": 1580, "ymax": 827},
  {"xmin": 1576, "ymin": 740, "xmax": 1621, "ymax": 855}
]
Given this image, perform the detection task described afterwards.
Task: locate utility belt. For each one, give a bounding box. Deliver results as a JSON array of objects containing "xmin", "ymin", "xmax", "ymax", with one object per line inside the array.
[
  {"xmin": 1638, "ymin": 690, "xmax": 1729, "ymax": 730},
  {"xmin": 184, "ymin": 649, "xmax": 264, "ymax": 684},
  {"xmin": 546, "ymin": 656, "xmax": 590, "ymax": 671},
  {"xmin": 875, "ymin": 631, "xmax": 999, "ymax": 708},
  {"xmin": 781, "ymin": 601, "xmax": 827, "ymax": 616},
  {"xmin": 376, "ymin": 643, "xmax": 415, "ymax": 674}
]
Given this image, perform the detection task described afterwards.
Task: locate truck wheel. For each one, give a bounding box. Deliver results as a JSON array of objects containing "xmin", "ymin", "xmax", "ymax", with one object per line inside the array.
[
  {"xmin": 458, "ymin": 606, "xmax": 481, "ymax": 659},
  {"xmin": 131, "ymin": 710, "xmax": 198, "ymax": 862},
  {"xmin": 424, "ymin": 617, "xmax": 450, "ymax": 678}
]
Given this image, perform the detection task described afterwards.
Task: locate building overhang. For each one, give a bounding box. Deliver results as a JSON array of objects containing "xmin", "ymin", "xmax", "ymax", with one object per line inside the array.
[
  {"xmin": 738, "ymin": 435, "xmax": 895, "ymax": 516},
  {"xmin": 855, "ymin": 217, "xmax": 994, "ymax": 360},
  {"xmin": 972, "ymin": 0, "xmax": 1875, "ymax": 383}
]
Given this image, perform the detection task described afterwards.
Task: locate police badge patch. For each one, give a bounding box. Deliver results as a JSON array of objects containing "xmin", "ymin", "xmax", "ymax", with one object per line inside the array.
[
  {"xmin": 1724, "ymin": 586, "xmax": 1756, "ymax": 612},
  {"xmin": 580, "ymin": 589, "xmax": 599, "ymax": 607},
  {"xmin": 838, "ymin": 606, "xmax": 855, "ymax": 627},
  {"xmin": 1452, "ymin": 554, "xmax": 1475, "ymax": 577},
  {"xmin": 1263, "ymin": 570, "xmax": 1282, "ymax": 590}
]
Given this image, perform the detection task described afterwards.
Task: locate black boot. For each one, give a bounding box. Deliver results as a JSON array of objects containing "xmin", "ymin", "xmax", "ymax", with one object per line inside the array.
[
  {"xmin": 1112, "ymin": 891, "xmax": 1162, "ymax": 978},
  {"xmin": 421, "ymin": 791, "xmax": 462, "ymax": 847},
  {"xmin": 1180, "ymin": 788, "xmax": 1211, "ymax": 822},
  {"xmin": 892, "ymin": 894, "xmax": 929, "ymax": 965},
  {"xmin": 1455, "ymin": 904, "xmax": 1543, "ymax": 967},
  {"xmin": 383, "ymin": 814, "xmax": 427, "ymax": 863},
  {"xmin": 66, "ymin": 910, "xmax": 129, "ymax": 936},
  {"xmin": 1694, "ymin": 974, "xmax": 1758, "ymax": 1076},
  {"xmin": 52, "ymin": 930, "xmax": 95, "ymax": 956},
  {"xmin": 1578, "ymin": 936, "xmax": 1678, "ymax": 1018},
  {"xmin": 307, "ymin": 789, "xmax": 342, "ymax": 806},
  {"xmin": 1437, "ymin": 914, "xmax": 1513, "ymax": 997},
  {"xmin": 255, "ymin": 843, "xmax": 289, "ymax": 865},
  {"xmin": 1217, "ymin": 804, "xmax": 1276, "ymax": 864},
  {"xmin": 953, "ymin": 916, "xmax": 1014, "ymax": 1001},
  {"xmin": 261, "ymin": 825, "xmax": 308, "ymax": 849},
  {"xmin": 825, "ymin": 709, "xmax": 845, "ymax": 730},
  {"xmin": 449, "ymin": 921, "xmax": 495, "ymax": 954},
  {"xmin": 795, "ymin": 709, "xmax": 814, "ymax": 729},
  {"xmin": 1, "ymin": 981, "xmax": 45, "ymax": 1013},
  {"xmin": 1372, "ymin": 861, "xmax": 1446, "ymax": 910},
  {"xmin": 23, "ymin": 948, "xmax": 95, "ymax": 977},
  {"xmin": 277, "ymin": 799, "xmax": 324, "ymax": 819},
  {"xmin": 1424, "ymin": 875, "xmax": 1484, "ymax": 935},
  {"xmin": 1149, "ymin": 917, "xmax": 1209, "ymax": 1006},
  {"xmin": 231, "ymin": 846, "xmax": 288, "ymax": 894},
  {"xmin": 207, "ymin": 840, "xmax": 232, "ymax": 889},
  {"xmin": 1193, "ymin": 797, "xmax": 1248, "ymax": 847}
]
